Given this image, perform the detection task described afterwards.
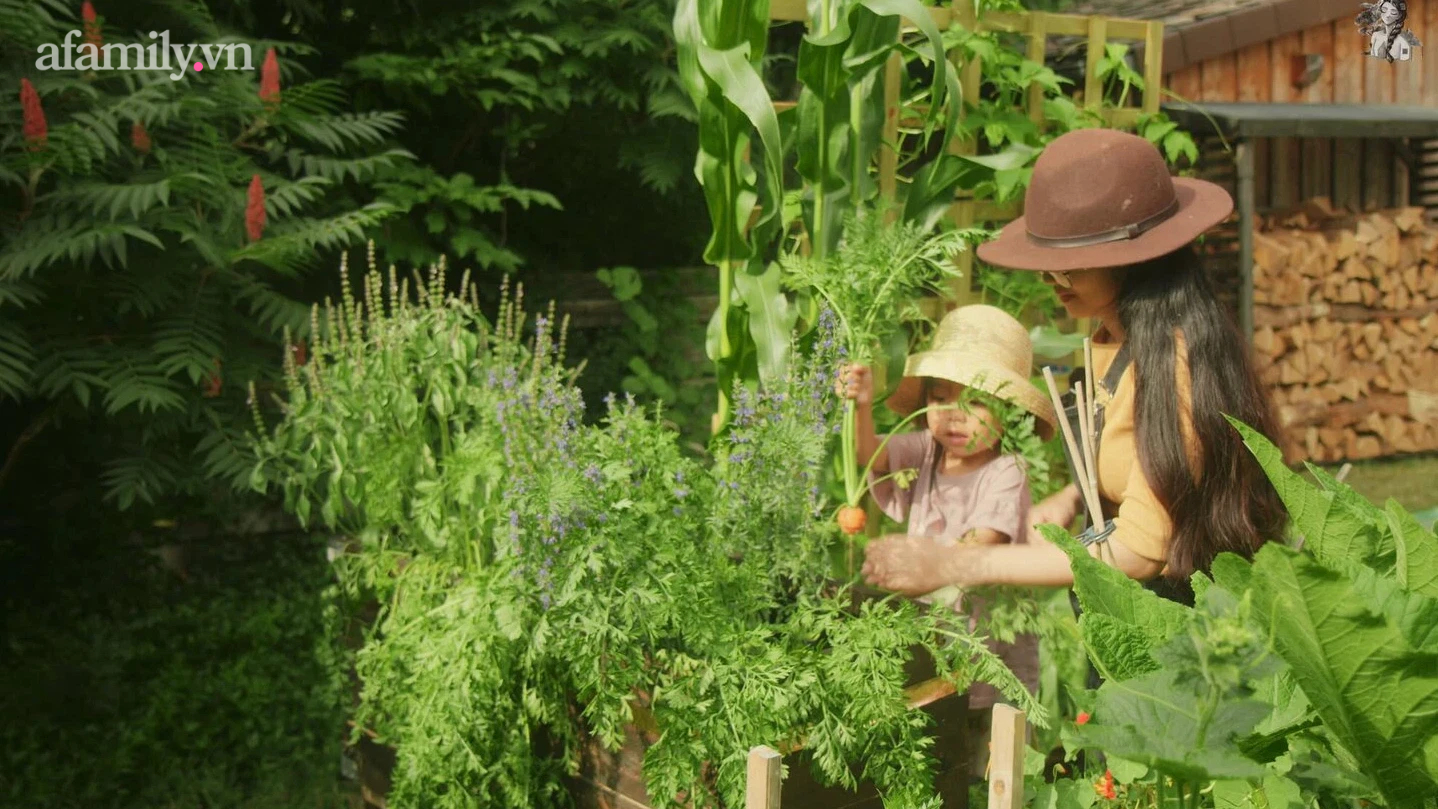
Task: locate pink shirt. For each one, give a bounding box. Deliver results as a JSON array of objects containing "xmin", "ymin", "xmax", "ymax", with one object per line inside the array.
[{"xmin": 869, "ymin": 431, "xmax": 1041, "ymax": 710}]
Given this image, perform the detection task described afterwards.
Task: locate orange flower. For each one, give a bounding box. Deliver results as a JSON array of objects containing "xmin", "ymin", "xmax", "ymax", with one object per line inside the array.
[
  {"xmin": 20, "ymin": 78, "xmax": 46, "ymax": 150},
  {"xmin": 131, "ymin": 121, "xmax": 151, "ymax": 154},
  {"xmin": 258, "ymin": 48, "xmax": 280, "ymax": 111},
  {"xmin": 1094, "ymin": 770, "xmax": 1116, "ymax": 800},
  {"xmin": 245, "ymin": 174, "xmax": 266, "ymax": 242},
  {"xmin": 1076, "ymin": 711, "xmax": 1091, "ymax": 725},
  {"xmin": 81, "ymin": 2, "xmax": 102, "ymax": 56}
]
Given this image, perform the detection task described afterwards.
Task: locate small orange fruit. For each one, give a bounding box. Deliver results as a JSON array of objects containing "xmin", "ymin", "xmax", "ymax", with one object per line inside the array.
[{"xmin": 837, "ymin": 506, "xmax": 866, "ymax": 535}]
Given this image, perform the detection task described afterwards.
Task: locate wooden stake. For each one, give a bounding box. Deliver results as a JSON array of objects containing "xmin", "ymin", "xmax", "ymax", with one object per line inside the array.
[
  {"xmin": 1043, "ymin": 367, "xmax": 1102, "ymax": 530},
  {"xmin": 746, "ymin": 746, "xmax": 782, "ymax": 809},
  {"xmin": 987, "ymin": 704, "xmax": 1027, "ymax": 809},
  {"xmin": 1075, "ymin": 383, "xmax": 1105, "ymax": 531},
  {"xmin": 1083, "ymin": 338, "xmax": 1102, "ymax": 526}
]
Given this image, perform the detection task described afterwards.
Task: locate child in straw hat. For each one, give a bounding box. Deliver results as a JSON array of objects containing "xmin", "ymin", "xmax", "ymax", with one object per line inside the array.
[{"xmin": 837, "ymin": 304, "xmax": 1058, "ymax": 776}]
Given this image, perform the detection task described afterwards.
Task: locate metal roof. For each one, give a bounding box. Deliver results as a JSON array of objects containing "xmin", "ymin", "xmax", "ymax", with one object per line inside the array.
[
  {"xmin": 1064, "ymin": 0, "xmax": 1277, "ymax": 29},
  {"xmin": 1160, "ymin": 101, "xmax": 1438, "ymax": 138}
]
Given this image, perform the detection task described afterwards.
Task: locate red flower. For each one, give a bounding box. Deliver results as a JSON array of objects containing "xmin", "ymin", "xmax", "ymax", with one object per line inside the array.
[
  {"xmin": 258, "ymin": 48, "xmax": 280, "ymax": 111},
  {"xmin": 202, "ymin": 358, "xmax": 222, "ymax": 398},
  {"xmin": 81, "ymin": 2, "xmax": 102, "ymax": 56},
  {"xmin": 1095, "ymin": 770, "xmax": 1116, "ymax": 800},
  {"xmin": 131, "ymin": 121, "xmax": 151, "ymax": 154},
  {"xmin": 20, "ymin": 78, "xmax": 46, "ymax": 150},
  {"xmin": 1076, "ymin": 711, "xmax": 1091, "ymax": 725},
  {"xmin": 245, "ymin": 174, "xmax": 266, "ymax": 242}
]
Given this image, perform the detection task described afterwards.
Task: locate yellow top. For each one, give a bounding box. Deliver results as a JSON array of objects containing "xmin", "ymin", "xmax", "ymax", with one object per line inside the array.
[{"xmin": 1088, "ymin": 327, "xmax": 1202, "ymax": 563}]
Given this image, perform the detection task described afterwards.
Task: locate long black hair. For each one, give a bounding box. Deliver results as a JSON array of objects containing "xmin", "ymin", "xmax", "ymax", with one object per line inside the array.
[{"xmin": 1116, "ymin": 244, "xmax": 1288, "ymax": 578}]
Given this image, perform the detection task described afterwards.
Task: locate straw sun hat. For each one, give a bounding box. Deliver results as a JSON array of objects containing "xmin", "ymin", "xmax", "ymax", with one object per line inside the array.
[
  {"xmin": 976, "ymin": 128, "xmax": 1234, "ymax": 272},
  {"xmin": 886, "ymin": 305, "xmax": 1058, "ymax": 441}
]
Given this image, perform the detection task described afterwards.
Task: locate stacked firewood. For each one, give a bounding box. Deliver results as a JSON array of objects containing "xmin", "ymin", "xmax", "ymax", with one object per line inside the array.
[{"xmin": 1251, "ymin": 200, "xmax": 1438, "ymax": 463}]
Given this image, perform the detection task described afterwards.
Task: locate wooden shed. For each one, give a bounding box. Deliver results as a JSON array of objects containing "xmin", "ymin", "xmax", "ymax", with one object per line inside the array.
[
  {"xmin": 1062, "ymin": 0, "xmax": 1438, "ymax": 220},
  {"xmin": 1057, "ymin": 0, "xmax": 1438, "ymax": 464}
]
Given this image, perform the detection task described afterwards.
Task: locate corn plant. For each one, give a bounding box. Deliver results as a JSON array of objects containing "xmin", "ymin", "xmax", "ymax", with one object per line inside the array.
[{"xmin": 676, "ymin": 0, "xmax": 956, "ymax": 436}]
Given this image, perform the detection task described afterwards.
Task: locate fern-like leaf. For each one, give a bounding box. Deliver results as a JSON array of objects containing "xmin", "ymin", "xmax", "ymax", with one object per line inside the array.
[
  {"xmin": 284, "ymin": 148, "xmax": 415, "ymax": 183},
  {"xmin": 292, "ymin": 112, "xmax": 406, "ymax": 153},
  {"xmin": 43, "ymin": 178, "xmax": 172, "ymax": 221},
  {"xmin": 0, "ymin": 216, "xmax": 164, "ymax": 279},
  {"xmin": 102, "ymin": 362, "xmax": 188, "ymax": 414},
  {"xmin": 230, "ymin": 204, "xmax": 397, "ymax": 274},
  {"xmin": 30, "ymin": 345, "xmax": 109, "ymax": 408},
  {"xmin": 100, "ymin": 451, "xmax": 180, "ymax": 509},
  {"xmin": 152, "ymin": 302, "xmax": 227, "ymax": 385},
  {"xmin": 0, "ymin": 321, "xmax": 35, "ymax": 400}
]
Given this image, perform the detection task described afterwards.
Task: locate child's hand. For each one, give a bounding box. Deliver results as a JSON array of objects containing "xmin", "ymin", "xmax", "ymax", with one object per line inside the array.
[
  {"xmin": 1028, "ymin": 484, "xmax": 1080, "ymax": 533},
  {"xmin": 835, "ymin": 363, "xmax": 873, "ymax": 404}
]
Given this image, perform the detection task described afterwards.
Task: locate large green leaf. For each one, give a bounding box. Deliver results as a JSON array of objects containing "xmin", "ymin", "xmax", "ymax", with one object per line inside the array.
[
  {"xmin": 1211, "ymin": 776, "xmax": 1304, "ymax": 809},
  {"xmin": 1347, "ymin": 563, "xmax": 1438, "ymax": 653},
  {"xmin": 1078, "ymin": 613, "xmax": 1160, "ymax": 681},
  {"xmin": 1073, "ymin": 666, "xmax": 1270, "ymax": 782},
  {"xmin": 695, "ymin": 42, "xmax": 785, "ymax": 239},
  {"xmin": 902, "ymin": 154, "xmax": 986, "ymax": 232},
  {"xmin": 733, "ymin": 261, "xmax": 796, "ymax": 387},
  {"xmin": 1227, "ymin": 416, "xmax": 1389, "ymax": 572},
  {"xmin": 1248, "ymin": 543, "xmax": 1438, "ymax": 807},
  {"xmin": 1387, "ymin": 498, "xmax": 1438, "ymax": 597},
  {"xmin": 1040, "ymin": 525, "xmax": 1189, "ymax": 647},
  {"xmin": 855, "ymin": 0, "xmax": 948, "ymax": 131}
]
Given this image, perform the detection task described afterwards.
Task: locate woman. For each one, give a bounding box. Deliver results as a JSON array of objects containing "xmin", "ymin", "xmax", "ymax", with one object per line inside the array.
[{"xmin": 861, "ymin": 128, "xmax": 1288, "ymax": 601}]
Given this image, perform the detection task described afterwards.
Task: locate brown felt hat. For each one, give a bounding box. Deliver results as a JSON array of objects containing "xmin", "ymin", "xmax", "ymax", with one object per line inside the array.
[{"xmin": 976, "ymin": 128, "xmax": 1234, "ymax": 272}]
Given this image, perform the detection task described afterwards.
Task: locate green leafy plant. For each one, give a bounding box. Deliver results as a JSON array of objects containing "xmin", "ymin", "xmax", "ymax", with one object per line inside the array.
[
  {"xmin": 780, "ymin": 210, "xmax": 966, "ymax": 511},
  {"xmin": 0, "ymin": 533, "xmax": 349, "ymax": 809},
  {"xmin": 250, "ymin": 249, "xmax": 1046, "ymax": 808},
  {"xmin": 0, "ymin": 0, "xmax": 411, "ymax": 509},
  {"xmin": 1027, "ymin": 416, "xmax": 1438, "ymax": 809},
  {"xmin": 587, "ymin": 265, "xmax": 714, "ymax": 448}
]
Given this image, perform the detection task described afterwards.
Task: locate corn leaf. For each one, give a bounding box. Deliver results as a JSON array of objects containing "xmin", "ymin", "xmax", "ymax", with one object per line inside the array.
[{"xmin": 733, "ymin": 260, "xmax": 796, "ymax": 388}]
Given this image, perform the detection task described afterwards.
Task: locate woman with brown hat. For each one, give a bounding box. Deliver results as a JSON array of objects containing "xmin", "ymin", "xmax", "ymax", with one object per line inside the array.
[{"xmin": 861, "ymin": 128, "xmax": 1288, "ymax": 603}]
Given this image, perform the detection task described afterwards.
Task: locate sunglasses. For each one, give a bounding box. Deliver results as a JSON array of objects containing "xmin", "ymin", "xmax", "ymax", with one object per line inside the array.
[{"xmin": 1044, "ymin": 270, "xmax": 1072, "ymax": 289}]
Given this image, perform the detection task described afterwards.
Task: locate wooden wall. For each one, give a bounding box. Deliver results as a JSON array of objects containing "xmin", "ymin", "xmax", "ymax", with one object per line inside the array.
[{"xmin": 1164, "ymin": 7, "xmax": 1438, "ymax": 216}]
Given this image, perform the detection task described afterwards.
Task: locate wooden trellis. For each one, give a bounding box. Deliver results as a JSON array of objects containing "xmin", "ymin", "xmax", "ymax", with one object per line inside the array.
[{"xmin": 767, "ymin": 0, "xmax": 1166, "ymax": 315}]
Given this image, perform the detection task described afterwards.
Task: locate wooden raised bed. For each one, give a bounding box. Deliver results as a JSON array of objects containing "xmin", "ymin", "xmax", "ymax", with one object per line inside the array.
[{"xmin": 353, "ymin": 586, "xmax": 987, "ymax": 809}]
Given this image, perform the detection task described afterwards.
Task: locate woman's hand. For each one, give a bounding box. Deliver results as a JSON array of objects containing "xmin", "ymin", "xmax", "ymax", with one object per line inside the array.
[
  {"xmin": 862, "ymin": 534, "xmax": 973, "ymax": 594},
  {"xmin": 835, "ymin": 363, "xmax": 873, "ymax": 405}
]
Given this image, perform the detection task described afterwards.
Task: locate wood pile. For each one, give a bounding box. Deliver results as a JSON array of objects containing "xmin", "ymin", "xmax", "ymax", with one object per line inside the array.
[{"xmin": 1251, "ymin": 199, "xmax": 1438, "ymax": 463}]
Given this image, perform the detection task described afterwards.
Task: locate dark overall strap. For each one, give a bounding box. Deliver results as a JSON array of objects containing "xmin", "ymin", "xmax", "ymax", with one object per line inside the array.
[{"xmin": 1058, "ymin": 342, "xmax": 1130, "ymax": 493}]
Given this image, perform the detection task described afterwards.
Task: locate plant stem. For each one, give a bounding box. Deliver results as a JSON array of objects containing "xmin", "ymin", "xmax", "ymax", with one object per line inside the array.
[
  {"xmin": 843, "ymin": 399, "xmax": 857, "ymax": 502},
  {"xmin": 852, "ymin": 404, "xmax": 943, "ymax": 502},
  {"xmin": 715, "ymin": 258, "xmax": 734, "ymax": 432}
]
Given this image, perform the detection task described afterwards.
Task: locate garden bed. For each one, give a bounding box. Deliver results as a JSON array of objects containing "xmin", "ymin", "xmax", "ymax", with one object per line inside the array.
[{"xmin": 350, "ymin": 581, "xmax": 983, "ymax": 809}]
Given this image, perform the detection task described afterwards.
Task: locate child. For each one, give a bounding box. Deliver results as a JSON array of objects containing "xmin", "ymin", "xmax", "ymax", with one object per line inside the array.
[{"xmin": 836, "ymin": 304, "xmax": 1058, "ymax": 777}]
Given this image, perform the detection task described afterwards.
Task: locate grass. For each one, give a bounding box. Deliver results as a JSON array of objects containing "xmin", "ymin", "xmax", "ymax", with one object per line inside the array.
[{"xmin": 1314, "ymin": 453, "xmax": 1438, "ymax": 524}]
